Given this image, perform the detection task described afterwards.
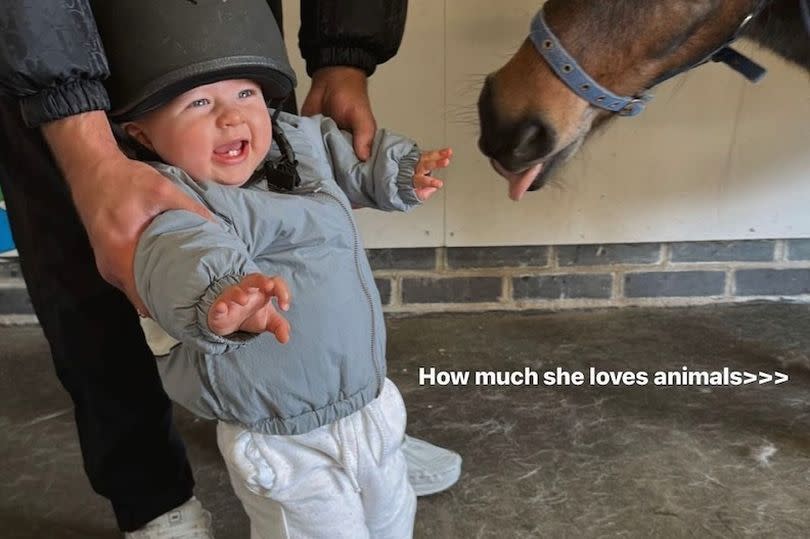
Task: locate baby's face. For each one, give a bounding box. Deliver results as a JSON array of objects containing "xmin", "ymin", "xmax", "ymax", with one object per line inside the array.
[{"xmin": 126, "ymin": 79, "xmax": 272, "ymax": 186}]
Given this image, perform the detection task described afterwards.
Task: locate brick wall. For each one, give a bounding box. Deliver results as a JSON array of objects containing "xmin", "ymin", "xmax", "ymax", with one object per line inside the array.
[
  {"xmin": 3, "ymin": 239, "xmax": 810, "ymax": 323},
  {"xmin": 370, "ymin": 239, "xmax": 810, "ymax": 313}
]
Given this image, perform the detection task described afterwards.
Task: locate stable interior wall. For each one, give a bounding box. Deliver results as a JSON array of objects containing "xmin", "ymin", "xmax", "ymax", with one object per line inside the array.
[{"xmin": 282, "ymin": 0, "xmax": 810, "ymax": 249}]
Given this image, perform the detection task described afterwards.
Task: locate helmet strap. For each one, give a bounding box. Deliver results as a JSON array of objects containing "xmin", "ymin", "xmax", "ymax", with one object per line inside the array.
[{"xmin": 245, "ymin": 95, "xmax": 301, "ymax": 191}]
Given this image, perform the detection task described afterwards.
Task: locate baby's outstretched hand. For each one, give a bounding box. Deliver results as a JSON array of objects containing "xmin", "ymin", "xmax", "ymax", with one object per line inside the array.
[
  {"xmin": 207, "ymin": 273, "xmax": 291, "ymax": 344},
  {"xmin": 414, "ymin": 148, "xmax": 452, "ymax": 201}
]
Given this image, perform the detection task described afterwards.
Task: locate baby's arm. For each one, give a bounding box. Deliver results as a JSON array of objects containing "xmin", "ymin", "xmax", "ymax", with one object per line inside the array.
[
  {"xmin": 319, "ymin": 117, "xmax": 451, "ymax": 211},
  {"xmin": 135, "ymin": 210, "xmax": 289, "ymax": 354}
]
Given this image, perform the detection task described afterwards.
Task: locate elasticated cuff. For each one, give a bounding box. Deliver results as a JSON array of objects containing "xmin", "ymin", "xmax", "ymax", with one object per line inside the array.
[
  {"xmin": 20, "ymin": 79, "xmax": 110, "ymax": 128},
  {"xmin": 194, "ymin": 274, "xmax": 259, "ymax": 351},
  {"xmin": 395, "ymin": 146, "xmax": 423, "ymax": 210},
  {"xmin": 305, "ymin": 47, "xmax": 378, "ymax": 77}
]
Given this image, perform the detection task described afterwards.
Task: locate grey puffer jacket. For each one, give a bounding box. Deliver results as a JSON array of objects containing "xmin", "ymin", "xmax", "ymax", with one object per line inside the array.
[{"xmin": 134, "ymin": 112, "xmax": 420, "ymax": 435}]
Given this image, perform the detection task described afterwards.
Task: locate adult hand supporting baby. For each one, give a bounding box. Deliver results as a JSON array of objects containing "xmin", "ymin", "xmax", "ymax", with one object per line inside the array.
[
  {"xmin": 41, "ymin": 111, "xmax": 214, "ymax": 315},
  {"xmin": 301, "ymin": 66, "xmax": 377, "ymax": 161}
]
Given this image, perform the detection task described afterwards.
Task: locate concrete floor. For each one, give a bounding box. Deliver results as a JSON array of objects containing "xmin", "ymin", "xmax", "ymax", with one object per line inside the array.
[{"xmin": 2, "ymin": 302, "xmax": 810, "ymax": 538}]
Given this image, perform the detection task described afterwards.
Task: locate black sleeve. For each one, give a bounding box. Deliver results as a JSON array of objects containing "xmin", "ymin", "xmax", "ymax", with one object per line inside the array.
[
  {"xmin": 298, "ymin": 0, "xmax": 408, "ymax": 77},
  {"xmin": 0, "ymin": 0, "xmax": 110, "ymax": 127}
]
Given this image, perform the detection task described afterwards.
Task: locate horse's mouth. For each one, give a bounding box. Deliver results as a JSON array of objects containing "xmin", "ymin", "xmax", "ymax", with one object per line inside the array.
[
  {"xmin": 489, "ymin": 152, "xmax": 564, "ymax": 201},
  {"xmin": 489, "ymin": 140, "xmax": 581, "ymax": 200}
]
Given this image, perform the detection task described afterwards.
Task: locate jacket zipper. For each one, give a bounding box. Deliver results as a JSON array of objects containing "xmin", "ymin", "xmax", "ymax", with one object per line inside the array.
[{"xmin": 307, "ymin": 188, "xmax": 383, "ymax": 389}]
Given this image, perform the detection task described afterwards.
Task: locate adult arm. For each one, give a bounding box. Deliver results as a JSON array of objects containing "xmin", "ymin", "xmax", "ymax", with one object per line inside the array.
[
  {"xmin": 298, "ymin": 0, "xmax": 408, "ymax": 160},
  {"xmin": 298, "ymin": 0, "xmax": 407, "ymax": 78},
  {"xmin": 0, "ymin": 1, "xmax": 109, "ymax": 126},
  {"xmin": 41, "ymin": 113, "xmax": 211, "ymax": 314},
  {"xmin": 1, "ymin": 0, "xmax": 210, "ymax": 313}
]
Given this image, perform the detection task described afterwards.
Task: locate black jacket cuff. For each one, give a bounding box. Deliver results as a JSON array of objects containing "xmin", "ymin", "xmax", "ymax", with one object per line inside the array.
[
  {"xmin": 20, "ymin": 80, "xmax": 110, "ymax": 128},
  {"xmin": 305, "ymin": 48, "xmax": 379, "ymax": 77}
]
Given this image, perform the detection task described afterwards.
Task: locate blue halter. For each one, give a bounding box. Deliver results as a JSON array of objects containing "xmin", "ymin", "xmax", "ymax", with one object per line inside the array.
[{"xmin": 528, "ymin": 7, "xmax": 769, "ymax": 117}]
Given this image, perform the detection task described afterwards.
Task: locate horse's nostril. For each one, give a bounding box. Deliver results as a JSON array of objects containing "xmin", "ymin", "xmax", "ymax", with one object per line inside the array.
[
  {"xmin": 512, "ymin": 118, "xmax": 556, "ymax": 163},
  {"xmin": 516, "ymin": 124, "xmax": 541, "ymax": 152}
]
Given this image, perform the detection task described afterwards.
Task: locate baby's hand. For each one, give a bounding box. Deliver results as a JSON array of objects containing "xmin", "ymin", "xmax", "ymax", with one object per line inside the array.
[
  {"xmin": 414, "ymin": 148, "xmax": 452, "ymax": 201},
  {"xmin": 207, "ymin": 273, "xmax": 291, "ymax": 344}
]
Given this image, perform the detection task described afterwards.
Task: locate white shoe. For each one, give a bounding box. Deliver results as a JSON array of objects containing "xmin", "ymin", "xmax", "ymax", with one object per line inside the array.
[
  {"xmin": 124, "ymin": 497, "xmax": 214, "ymax": 539},
  {"xmin": 402, "ymin": 435, "xmax": 462, "ymax": 497}
]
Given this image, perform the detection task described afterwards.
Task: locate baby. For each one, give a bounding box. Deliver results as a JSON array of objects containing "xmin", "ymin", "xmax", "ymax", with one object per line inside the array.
[{"xmin": 124, "ymin": 76, "xmax": 450, "ymax": 538}]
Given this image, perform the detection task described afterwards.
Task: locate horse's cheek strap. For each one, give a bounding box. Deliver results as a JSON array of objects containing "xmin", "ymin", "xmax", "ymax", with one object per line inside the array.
[{"xmin": 528, "ymin": 11, "xmax": 649, "ymax": 116}]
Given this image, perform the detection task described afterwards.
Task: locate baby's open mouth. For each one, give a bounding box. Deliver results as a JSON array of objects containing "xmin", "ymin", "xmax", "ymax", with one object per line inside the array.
[{"xmin": 213, "ymin": 140, "xmax": 248, "ymax": 159}]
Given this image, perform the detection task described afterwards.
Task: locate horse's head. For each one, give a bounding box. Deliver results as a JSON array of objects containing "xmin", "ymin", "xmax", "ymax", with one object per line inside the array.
[{"xmin": 478, "ymin": 0, "xmax": 767, "ymax": 200}]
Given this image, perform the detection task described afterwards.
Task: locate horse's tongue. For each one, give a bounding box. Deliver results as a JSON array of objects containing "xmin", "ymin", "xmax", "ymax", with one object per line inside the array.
[
  {"xmin": 508, "ymin": 163, "xmax": 543, "ymax": 201},
  {"xmin": 491, "ymin": 160, "xmax": 543, "ymax": 201},
  {"xmin": 214, "ymin": 141, "xmax": 243, "ymax": 154}
]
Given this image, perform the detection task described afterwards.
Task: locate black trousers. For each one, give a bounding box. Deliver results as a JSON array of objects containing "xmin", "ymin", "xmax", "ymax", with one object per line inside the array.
[
  {"xmin": 0, "ymin": 3, "xmax": 300, "ymax": 530},
  {"xmin": 0, "ymin": 98, "xmax": 194, "ymax": 532}
]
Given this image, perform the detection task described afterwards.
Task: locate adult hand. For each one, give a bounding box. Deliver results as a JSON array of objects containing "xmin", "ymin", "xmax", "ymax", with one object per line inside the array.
[
  {"xmin": 42, "ymin": 111, "xmax": 213, "ymax": 315},
  {"xmin": 301, "ymin": 66, "xmax": 377, "ymax": 161}
]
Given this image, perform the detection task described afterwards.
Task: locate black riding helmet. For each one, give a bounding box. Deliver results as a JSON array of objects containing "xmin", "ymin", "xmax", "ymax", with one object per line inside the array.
[{"xmin": 91, "ymin": 0, "xmax": 297, "ymax": 122}]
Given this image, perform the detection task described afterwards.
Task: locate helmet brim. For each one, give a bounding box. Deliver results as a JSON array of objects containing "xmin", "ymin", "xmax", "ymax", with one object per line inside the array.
[{"xmin": 109, "ymin": 56, "xmax": 296, "ymax": 122}]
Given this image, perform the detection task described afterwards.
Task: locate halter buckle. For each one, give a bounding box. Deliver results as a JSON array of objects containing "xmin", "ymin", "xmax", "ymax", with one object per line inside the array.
[{"xmin": 618, "ymin": 98, "xmax": 649, "ymax": 117}]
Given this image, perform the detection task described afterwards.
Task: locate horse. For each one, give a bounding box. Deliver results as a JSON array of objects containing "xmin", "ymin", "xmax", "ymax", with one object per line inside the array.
[{"xmin": 477, "ymin": 0, "xmax": 810, "ymax": 201}]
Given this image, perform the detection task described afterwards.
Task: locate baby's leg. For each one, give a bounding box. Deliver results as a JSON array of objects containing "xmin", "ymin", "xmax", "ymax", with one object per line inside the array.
[
  {"xmin": 223, "ymin": 462, "xmax": 289, "ymax": 538},
  {"xmin": 208, "ymin": 273, "xmax": 290, "ymax": 340},
  {"xmin": 217, "ymin": 422, "xmax": 371, "ymax": 539},
  {"xmin": 355, "ymin": 380, "xmax": 416, "ymax": 538}
]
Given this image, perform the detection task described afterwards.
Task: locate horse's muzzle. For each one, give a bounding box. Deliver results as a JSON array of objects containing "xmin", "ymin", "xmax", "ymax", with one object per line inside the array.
[{"xmin": 477, "ymin": 76, "xmax": 557, "ymax": 174}]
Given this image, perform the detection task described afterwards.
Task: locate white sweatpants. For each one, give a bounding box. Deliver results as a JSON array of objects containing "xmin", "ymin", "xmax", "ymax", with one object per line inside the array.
[{"xmin": 217, "ymin": 379, "xmax": 416, "ymax": 539}]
